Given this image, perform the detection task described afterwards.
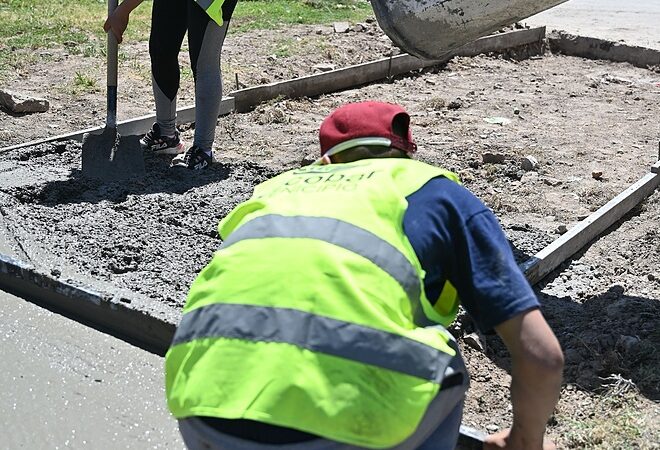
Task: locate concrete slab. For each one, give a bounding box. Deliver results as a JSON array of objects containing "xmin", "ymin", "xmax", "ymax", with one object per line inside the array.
[
  {"xmin": 0, "ymin": 290, "xmax": 184, "ymax": 449},
  {"xmin": 524, "ymin": 0, "xmax": 660, "ymax": 51}
]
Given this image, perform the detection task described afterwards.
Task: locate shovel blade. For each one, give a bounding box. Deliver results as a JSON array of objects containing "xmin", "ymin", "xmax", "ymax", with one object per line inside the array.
[
  {"xmin": 81, "ymin": 127, "xmax": 145, "ymax": 180},
  {"xmin": 370, "ymin": 0, "xmax": 567, "ymax": 59}
]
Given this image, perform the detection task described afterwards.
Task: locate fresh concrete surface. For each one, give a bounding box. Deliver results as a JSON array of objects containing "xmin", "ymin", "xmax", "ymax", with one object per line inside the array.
[
  {"xmin": 525, "ymin": 0, "xmax": 660, "ymax": 50},
  {"xmin": 0, "ymin": 290, "xmax": 184, "ymax": 449}
]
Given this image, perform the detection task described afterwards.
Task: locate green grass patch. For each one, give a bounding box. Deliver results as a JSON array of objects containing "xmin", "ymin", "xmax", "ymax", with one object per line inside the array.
[
  {"xmin": 0, "ymin": 0, "xmax": 371, "ymax": 80},
  {"xmin": 231, "ymin": 0, "xmax": 371, "ymax": 32},
  {"xmin": 559, "ymin": 389, "xmax": 648, "ymax": 449},
  {"xmin": 69, "ymin": 70, "xmax": 99, "ymax": 96}
]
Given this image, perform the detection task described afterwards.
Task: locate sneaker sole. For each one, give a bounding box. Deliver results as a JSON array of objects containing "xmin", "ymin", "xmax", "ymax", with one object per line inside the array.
[{"xmin": 149, "ymin": 143, "xmax": 186, "ymax": 155}]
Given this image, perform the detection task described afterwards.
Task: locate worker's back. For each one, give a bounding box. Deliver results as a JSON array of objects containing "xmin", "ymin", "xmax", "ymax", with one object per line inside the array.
[{"xmin": 166, "ymin": 158, "xmax": 462, "ymax": 448}]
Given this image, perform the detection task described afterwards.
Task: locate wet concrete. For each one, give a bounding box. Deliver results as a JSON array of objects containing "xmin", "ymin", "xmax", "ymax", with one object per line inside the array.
[
  {"xmin": 0, "ymin": 141, "xmax": 274, "ymax": 324},
  {"xmin": 0, "ymin": 140, "xmax": 552, "ymax": 328},
  {"xmin": 0, "ymin": 290, "xmax": 183, "ymax": 448},
  {"xmin": 502, "ymin": 222, "xmax": 555, "ymax": 263}
]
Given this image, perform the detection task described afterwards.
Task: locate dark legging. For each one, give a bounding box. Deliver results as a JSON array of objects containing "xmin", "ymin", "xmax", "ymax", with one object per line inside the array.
[{"xmin": 149, "ymin": 0, "xmax": 237, "ymax": 150}]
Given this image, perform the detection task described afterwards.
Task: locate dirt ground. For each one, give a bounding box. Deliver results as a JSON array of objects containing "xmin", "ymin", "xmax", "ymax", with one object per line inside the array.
[{"xmin": 1, "ymin": 20, "xmax": 659, "ymax": 449}]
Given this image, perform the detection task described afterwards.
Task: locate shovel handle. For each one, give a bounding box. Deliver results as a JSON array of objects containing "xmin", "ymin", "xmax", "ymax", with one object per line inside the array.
[{"xmin": 107, "ymin": 0, "xmax": 119, "ymax": 128}]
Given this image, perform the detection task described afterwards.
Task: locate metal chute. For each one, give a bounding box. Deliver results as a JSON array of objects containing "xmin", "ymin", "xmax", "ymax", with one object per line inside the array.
[{"xmin": 370, "ymin": 0, "xmax": 568, "ymax": 59}]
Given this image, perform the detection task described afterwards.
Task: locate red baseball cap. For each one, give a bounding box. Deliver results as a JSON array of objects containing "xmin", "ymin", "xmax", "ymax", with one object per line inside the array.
[{"xmin": 318, "ymin": 101, "xmax": 417, "ymax": 160}]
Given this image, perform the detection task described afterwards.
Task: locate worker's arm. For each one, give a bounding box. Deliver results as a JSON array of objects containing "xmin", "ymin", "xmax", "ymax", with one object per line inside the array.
[
  {"xmin": 484, "ymin": 308, "xmax": 564, "ymax": 450},
  {"xmin": 103, "ymin": 0, "xmax": 145, "ymax": 44}
]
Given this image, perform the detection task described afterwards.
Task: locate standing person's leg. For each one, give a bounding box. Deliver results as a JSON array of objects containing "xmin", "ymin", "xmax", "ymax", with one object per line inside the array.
[
  {"xmin": 141, "ymin": 0, "xmax": 188, "ymax": 154},
  {"xmin": 171, "ymin": 0, "xmax": 237, "ymax": 170}
]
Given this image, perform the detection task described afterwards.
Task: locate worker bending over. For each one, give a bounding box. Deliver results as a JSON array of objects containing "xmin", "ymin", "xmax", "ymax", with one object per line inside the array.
[{"xmin": 165, "ymin": 101, "xmax": 564, "ymax": 449}]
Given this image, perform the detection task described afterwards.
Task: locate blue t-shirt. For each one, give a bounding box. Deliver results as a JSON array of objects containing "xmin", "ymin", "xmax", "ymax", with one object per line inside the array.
[{"xmin": 403, "ymin": 177, "xmax": 539, "ymax": 332}]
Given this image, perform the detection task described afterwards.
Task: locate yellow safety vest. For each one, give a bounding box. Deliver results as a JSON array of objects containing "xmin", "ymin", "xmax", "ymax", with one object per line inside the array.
[{"xmin": 166, "ymin": 158, "xmax": 462, "ymax": 448}]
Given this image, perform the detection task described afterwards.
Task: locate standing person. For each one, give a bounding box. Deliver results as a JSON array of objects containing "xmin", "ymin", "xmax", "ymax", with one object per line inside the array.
[
  {"xmin": 165, "ymin": 101, "xmax": 564, "ymax": 449},
  {"xmin": 103, "ymin": 0, "xmax": 238, "ymax": 170}
]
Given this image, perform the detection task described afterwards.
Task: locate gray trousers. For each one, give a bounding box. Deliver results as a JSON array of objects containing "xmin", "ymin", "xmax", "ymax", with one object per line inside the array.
[
  {"xmin": 178, "ymin": 347, "xmax": 468, "ymax": 450},
  {"xmin": 150, "ymin": 0, "xmax": 235, "ymax": 151}
]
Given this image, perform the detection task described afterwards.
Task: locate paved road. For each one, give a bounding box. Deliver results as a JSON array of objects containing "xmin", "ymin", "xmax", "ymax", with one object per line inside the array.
[
  {"xmin": 0, "ymin": 290, "xmax": 184, "ymax": 449},
  {"xmin": 525, "ymin": 0, "xmax": 660, "ymax": 50}
]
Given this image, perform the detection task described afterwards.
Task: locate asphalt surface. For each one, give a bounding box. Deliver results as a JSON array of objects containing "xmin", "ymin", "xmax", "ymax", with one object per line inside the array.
[{"xmin": 0, "ymin": 290, "xmax": 184, "ymax": 449}]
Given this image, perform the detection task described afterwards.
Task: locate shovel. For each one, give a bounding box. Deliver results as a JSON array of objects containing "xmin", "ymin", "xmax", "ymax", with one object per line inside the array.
[
  {"xmin": 82, "ymin": 0, "xmax": 145, "ymax": 180},
  {"xmin": 370, "ymin": 0, "xmax": 568, "ymax": 60}
]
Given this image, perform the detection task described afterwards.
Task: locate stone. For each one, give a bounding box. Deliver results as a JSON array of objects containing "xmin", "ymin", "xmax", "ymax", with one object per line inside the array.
[
  {"xmin": 463, "ymin": 333, "xmax": 484, "ymax": 352},
  {"xmin": 592, "ymin": 170, "xmax": 603, "ymax": 180},
  {"xmin": 520, "ymin": 171, "xmax": 538, "ymax": 183},
  {"xmin": 312, "ymin": 63, "xmax": 335, "ymax": 73},
  {"xmin": 557, "ymin": 224, "xmax": 568, "ymax": 234},
  {"xmin": 353, "ymin": 23, "xmax": 367, "ymax": 32},
  {"xmin": 616, "ymin": 335, "xmax": 640, "ymax": 353},
  {"xmin": 333, "ymin": 22, "xmax": 350, "ymax": 33},
  {"xmin": 482, "ymin": 152, "xmax": 507, "ymax": 164},
  {"xmin": 0, "ymin": 89, "xmax": 49, "ymax": 114},
  {"xmin": 447, "ymin": 98, "xmax": 463, "ymax": 110},
  {"xmin": 521, "ymin": 155, "xmax": 538, "ymax": 171},
  {"xmin": 542, "ymin": 177, "xmax": 562, "ymax": 186},
  {"xmin": 563, "ymin": 348, "xmax": 581, "ymax": 365}
]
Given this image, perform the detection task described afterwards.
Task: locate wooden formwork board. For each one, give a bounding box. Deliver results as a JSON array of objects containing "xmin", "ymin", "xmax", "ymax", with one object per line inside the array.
[
  {"xmin": 0, "ymin": 27, "xmax": 545, "ymax": 154},
  {"xmin": 521, "ymin": 162, "xmax": 660, "ymax": 285},
  {"xmin": 652, "ymin": 160, "xmax": 660, "ymax": 174},
  {"xmin": 231, "ymin": 27, "xmax": 545, "ymax": 111},
  {"xmin": 548, "ymin": 31, "xmax": 660, "ymax": 69},
  {"xmin": 0, "ymin": 253, "xmax": 175, "ymax": 355},
  {"xmin": 0, "ymin": 98, "xmax": 236, "ymax": 154}
]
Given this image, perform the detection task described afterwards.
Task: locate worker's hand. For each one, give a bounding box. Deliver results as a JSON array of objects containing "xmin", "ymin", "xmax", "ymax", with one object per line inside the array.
[
  {"xmin": 103, "ymin": 8, "xmax": 130, "ymax": 44},
  {"xmin": 483, "ymin": 428, "xmax": 556, "ymax": 450}
]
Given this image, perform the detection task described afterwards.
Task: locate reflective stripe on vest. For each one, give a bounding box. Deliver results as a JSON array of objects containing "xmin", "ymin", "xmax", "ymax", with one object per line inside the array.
[
  {"xmin": 195, "ymin": 0, "xmax": 225, "ymax": 26},
  {"xmin": 171, "ymin": 303, "xmax": 452, "ymax": 383},
  {"xmin": 220, "ymin": 213, "xmax": 431, "ymax": 326}
]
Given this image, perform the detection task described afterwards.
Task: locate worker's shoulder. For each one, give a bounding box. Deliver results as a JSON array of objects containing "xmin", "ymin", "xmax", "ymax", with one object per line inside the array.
[{"xmin": 407, "ymin": 175, "xmax": 491, "ymax": 221}]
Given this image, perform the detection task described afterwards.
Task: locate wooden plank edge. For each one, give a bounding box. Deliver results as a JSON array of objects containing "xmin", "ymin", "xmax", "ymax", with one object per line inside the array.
[
  {"xmin": 652, "ymin": 160, "xmax": 660, "ymax": 174},
  {"xmin": 0, "ymin": 97, "xmax": 235, "ymax": 154},
  {"xmin": 547, "ymin": 31, "xmax": 660, "ymax": 69},
  {"xmin": 521, "ymin": 168, "xmax": 660, "ymax": 285},
  {"xmin": 1, "ymin": 27, "xmax": 545, "ymax": 153},
  {"xmin": 230, "ymin": 27, "xmax": 546, "ymax": 112},
  {"xmin": 0, "ymin": 252, "xmax": 175, "ymax": 355},
  {"xmin": 458, "ymin": 425, "xmax": 486, "ymax": 448}
]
